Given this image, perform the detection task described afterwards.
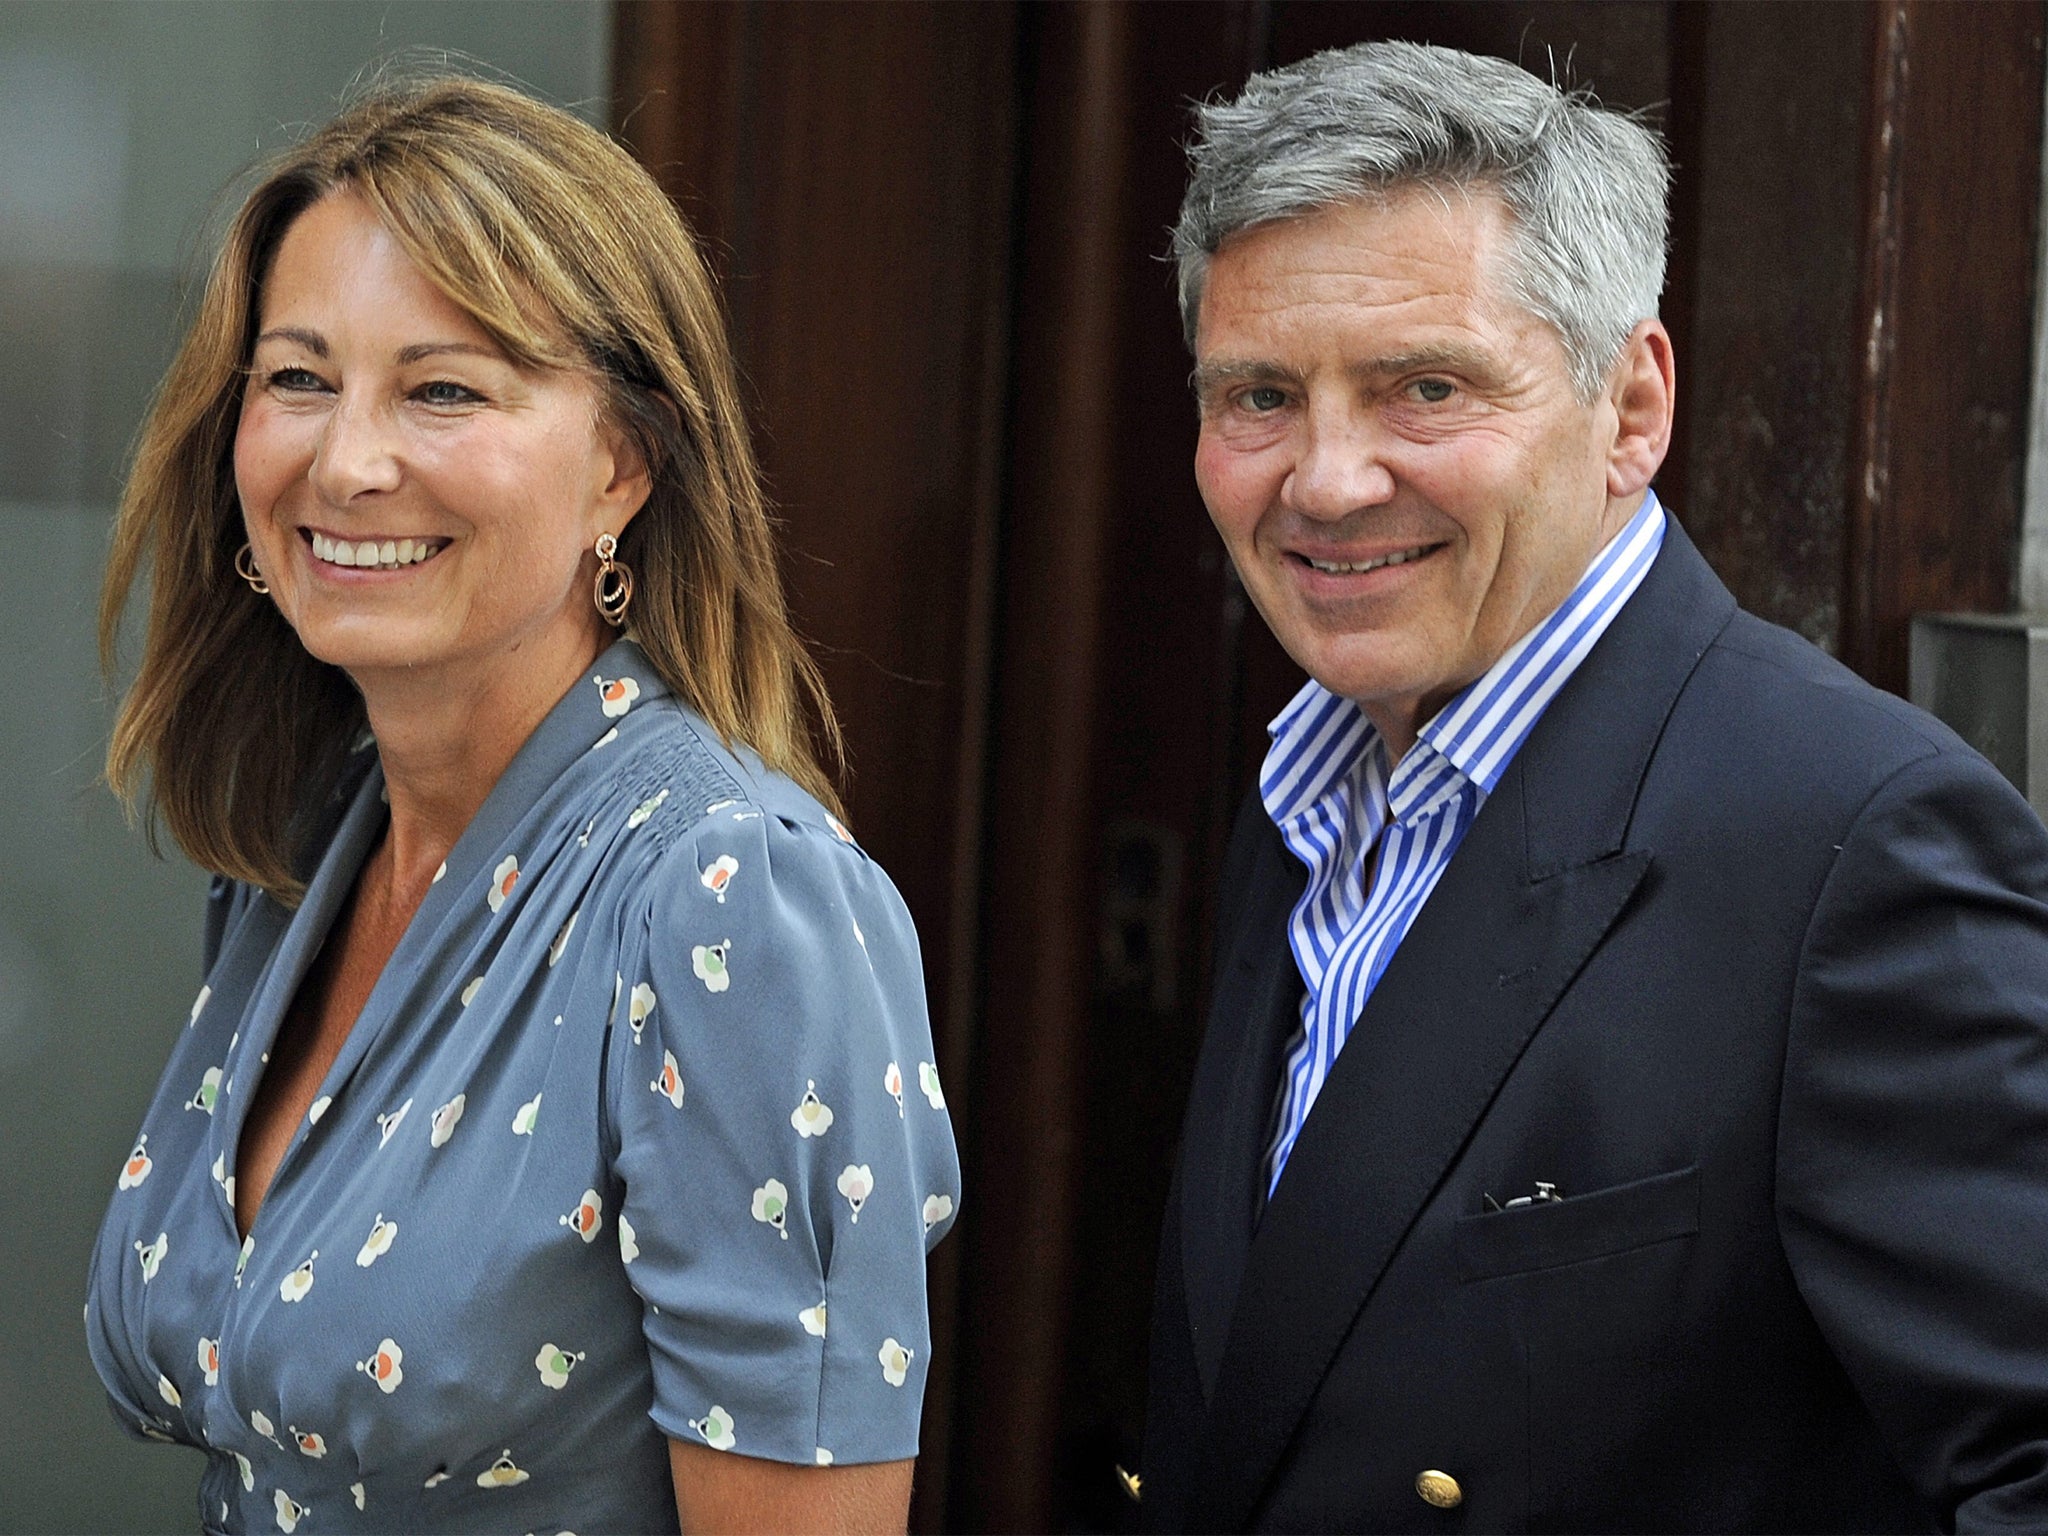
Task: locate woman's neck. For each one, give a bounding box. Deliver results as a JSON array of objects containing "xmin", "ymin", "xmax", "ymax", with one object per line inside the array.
[{"xmin": 352, "ymin": 632, "xmax": 608, "ymax": 901}]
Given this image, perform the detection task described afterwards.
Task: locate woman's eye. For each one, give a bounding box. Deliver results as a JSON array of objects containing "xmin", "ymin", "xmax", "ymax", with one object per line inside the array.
[
  {"xmin": 1412, "ymin": 378, "xmax": 1455, "ymax": 403},
  {"xmin": 417, "ymin": 380, "xmax": 483, "ymax": 407},
  {"xmin": 267, "ymin": 367, "xmax": 326, "ymax": 392},
  {"xmin": 1243, "ymin": 385, "xmax": 1288, "ymax": 412}
]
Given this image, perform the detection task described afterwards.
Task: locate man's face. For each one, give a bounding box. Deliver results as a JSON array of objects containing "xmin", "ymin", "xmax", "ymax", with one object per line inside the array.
[{"xmin": 1192, "ymin": 190, "xmax": 1631, "ymax": 752}]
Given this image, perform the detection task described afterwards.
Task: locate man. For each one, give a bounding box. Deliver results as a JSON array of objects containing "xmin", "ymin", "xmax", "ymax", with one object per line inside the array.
[{"xmin": 1141, "ymin": 40, "xmax": 2048, "ymax": 1533}]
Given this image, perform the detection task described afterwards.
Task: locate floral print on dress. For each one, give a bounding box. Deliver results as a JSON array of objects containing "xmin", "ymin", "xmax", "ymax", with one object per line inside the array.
[
  {"xmin": 429, "ymin": 1093, "xmax": 466, "ymax": 1148},
  {"xmin": 752, "ymin": 1178, "xmax": 790, "ymax": 1239},
  {"xmin": 512, "ymin": 1092, "xmax": 543, "ymax": 1136},
  {"xmin": 595, "ymin": 674, "xmax": 640, "ymax": 717},
  {"xmin": 534, "ymin": 1342, "xmax": 584, "ymax": 1389},
  {"xmin": 86, "ymin": 640, "xmax": 963, "ymax": 1519},
  {"xmin": 701, "ymin": 854, "xmax": 739, "ymax": 901},
  {"xmin": 273, "ymin": 1489, "xmax": 307, "ymax": 1533},
  {"xmin": 279, "ymin": 1251, "xmax": 318, "ymax": 1303},
  {"xmin": 791, "ymin": 1081, "xmax": 833, "ymax": 1137},
  {"xmin": 357, "ymin": 1214, "xmax": 397, "ymax": 1267},
  {"xmin": 560, "ymin": 1189, "xmax": 603, "ymax": 1243},
  {"xmin": 118, "ymin": 1136, "xmax": 152, "ymax": 1190},
  {"xmin": 918, "ymin": 1061, "xmax": 946, "ymax": 1109},
  {"xmin": 185, "ymin": 1065, "xmax": 222, "ymax": 1115},
  {"xmin": 692, "ymin": 941, "xmax": 732, "ymax": 993},
  {"xmin": 651, "ymin": 1050, "xmax": 685, "ymax": 1109},
  {"xmin": 488, "ymin": 855, "xmax": 520, "ymax": 913},
  {"xmin": 376, "ymin": 1098, "xmax": 413, "ymax": 1148},
  {"xmin": 477, "ymin": 1449, "xmax": 531, "ymax": 1487},
  {"xmin": 688, "ymin": 1407, "xmax": 737, "ymax": 1451},
  {"xmin": 357, "ymin": 1338, "xmax": 404, "ymax": 1394},
  {"xmin": 548, "ymin": 910, "xmax": 579, "ymax": 967},
  {"xmin": 878, "ymin": 1338, "xmax": 913, "ymax": 1387},
  {"xmin": 838, "ymin": 1164, "xmax": 874, "ymax": 1222},
  {"xmin": 135, "ymin": 1232, "xmax": 167, "ymax": 1283}
]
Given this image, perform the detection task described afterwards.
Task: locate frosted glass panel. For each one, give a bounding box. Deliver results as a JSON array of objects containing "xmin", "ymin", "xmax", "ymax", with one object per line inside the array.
[{"xmin": 0, "ymin": 6, "xmax": 611, "ymax": 1529}]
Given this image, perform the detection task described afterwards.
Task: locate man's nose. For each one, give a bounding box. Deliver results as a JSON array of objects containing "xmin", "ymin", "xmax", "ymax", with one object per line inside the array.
[
  {"xmin": 309, "ymin": 391, "xmax": 402, "ymax": 504},
  {"xmin": 1282, "ymin": 408, "xmax": 1396, "ymax": 522}
]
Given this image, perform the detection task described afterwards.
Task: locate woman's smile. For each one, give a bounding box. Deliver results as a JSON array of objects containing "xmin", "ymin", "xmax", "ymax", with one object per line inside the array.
[{"xmin": 300, "ymin": 528, "xmax": 452, "ymax": 573}]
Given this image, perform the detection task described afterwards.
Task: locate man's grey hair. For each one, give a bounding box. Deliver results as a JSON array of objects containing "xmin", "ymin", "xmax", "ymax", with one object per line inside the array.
[{"xmin": 1173, "ymin": 41, "xmax": 1671, "ymax": 400}]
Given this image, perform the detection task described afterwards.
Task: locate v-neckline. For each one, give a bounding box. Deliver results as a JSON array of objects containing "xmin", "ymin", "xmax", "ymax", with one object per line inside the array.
[{"xmin": 208, "ymin": 638, "xmax": 676, "ymax": 1248}]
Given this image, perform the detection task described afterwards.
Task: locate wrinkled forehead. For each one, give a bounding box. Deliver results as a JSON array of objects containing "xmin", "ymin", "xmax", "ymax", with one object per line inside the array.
[{"xmin": 1194, "ymin": 187, "xmax": 1530, "ymax": 349}]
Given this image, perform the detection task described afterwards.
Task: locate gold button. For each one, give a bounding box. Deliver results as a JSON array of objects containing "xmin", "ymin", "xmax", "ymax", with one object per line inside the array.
[
  {"xmin": 1115, "ymin": 1465, "xmax": 1143, "ymax": 1503},
  {"xmin": 1416, "ymin": 1469, "xmax": 1463, "ymax": 1509}
]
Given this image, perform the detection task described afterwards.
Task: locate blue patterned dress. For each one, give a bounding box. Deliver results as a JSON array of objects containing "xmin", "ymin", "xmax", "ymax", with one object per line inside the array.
[{"xmin": 85, "ymin": 641, "xmax": 961, "ymax": 1534}]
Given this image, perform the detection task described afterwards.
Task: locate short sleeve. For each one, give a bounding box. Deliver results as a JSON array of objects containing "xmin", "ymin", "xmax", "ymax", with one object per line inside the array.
[{"xmin": 608, "ymin": 805, "xmax": 961, "ymax": 1467}]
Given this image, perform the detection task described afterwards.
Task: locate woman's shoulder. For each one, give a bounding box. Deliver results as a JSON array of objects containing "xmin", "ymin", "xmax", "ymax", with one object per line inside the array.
[{"xmin": 619, "ymin": 696, "xmax": 875, "ymax": 880}]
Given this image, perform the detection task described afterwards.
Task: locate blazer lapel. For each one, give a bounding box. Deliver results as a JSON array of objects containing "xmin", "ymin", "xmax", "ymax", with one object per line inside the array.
[
  {"xmin": 1182, "ymin": 517, "xmax": 1737, "ymax": 1530},
  {"xmin": 1178, "ymin": 816, "xmax": 1305, "ymax": 1397}
]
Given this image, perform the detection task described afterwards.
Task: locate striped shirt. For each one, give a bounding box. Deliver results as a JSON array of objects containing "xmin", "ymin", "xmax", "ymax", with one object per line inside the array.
[{"xmin": 1260, "ymin": 493, "xmax": 1667, "ymax": 1193}]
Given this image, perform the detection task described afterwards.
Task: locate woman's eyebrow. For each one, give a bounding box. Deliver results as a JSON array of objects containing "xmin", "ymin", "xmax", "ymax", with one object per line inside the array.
[
  {"xmin": 395, "ymin": 340, "xmax": 503, "ymax": 365},
  {"xmin": 253, "ymin": 326, "xmax": 327, "ymax": 356}
]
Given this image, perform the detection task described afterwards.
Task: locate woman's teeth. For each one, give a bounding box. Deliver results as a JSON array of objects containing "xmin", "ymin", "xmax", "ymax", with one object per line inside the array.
[
  {"xmin": 309, "ymin": 531, "xmax": 447, "ymax": 570},
  {"xmin": 1305, "ymin": 545, "xmax": 1433, "ymax": 575}
]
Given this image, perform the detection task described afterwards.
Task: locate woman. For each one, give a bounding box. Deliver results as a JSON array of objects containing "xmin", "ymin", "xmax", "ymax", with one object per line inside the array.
[{"xmin": 86, "ymin": 76, "xmax": 958, "ymax": 1535}]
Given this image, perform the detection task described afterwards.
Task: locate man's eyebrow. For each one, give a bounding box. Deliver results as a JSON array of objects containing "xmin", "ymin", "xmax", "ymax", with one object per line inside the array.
[
  {"xmin": 1188, "ymin": 358, "xmax": 1300, "ymax": 396},
  {"xmin": 252, "ymin": 327, "xmax": 327, "ymax": 357},
  {"xmin": 1351, "ymin": 343, "xmax": 1495, "ymax": 378}
]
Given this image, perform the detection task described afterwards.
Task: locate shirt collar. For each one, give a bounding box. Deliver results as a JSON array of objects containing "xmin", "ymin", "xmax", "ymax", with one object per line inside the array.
[{"xmin": 1262, "ymin": 491, "xmax": 1667, "ymax": 831}]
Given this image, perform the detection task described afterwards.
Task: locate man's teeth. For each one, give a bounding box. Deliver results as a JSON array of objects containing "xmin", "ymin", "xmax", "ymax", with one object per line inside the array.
[
  {"xmin": 1305, "ymin": 546, "xmax": 1432, "ymax": 575},
  {"xmin": 309, "ymin": 531, "xmax": 446, "ymax": 570}
]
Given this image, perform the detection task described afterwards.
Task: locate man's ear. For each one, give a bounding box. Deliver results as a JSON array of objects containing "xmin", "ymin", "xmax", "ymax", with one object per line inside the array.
[{"xmin": 1606, "ymin": 319, "xmax": 1675, "ymax": 500}]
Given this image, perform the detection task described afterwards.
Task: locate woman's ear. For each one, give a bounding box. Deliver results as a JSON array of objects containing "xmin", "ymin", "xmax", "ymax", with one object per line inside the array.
[
  {"xmin": 1605, "ymin": 319, "xmax": 1675, "ymax": 500},
  {"xmin": 594, "ymin": 412, "xmax": 656, "ymax": 535}
]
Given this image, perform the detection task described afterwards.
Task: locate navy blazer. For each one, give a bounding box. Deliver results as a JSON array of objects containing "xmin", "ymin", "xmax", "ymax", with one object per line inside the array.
[{"xmin": 1142, "ymin": 518, "xmax": 2048, "ymax": 1533}]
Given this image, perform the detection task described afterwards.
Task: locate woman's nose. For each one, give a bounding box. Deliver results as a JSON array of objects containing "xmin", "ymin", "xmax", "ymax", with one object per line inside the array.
[{"xmin": 309, "ymin": 392, "xmax": 402, "ymax": 503}]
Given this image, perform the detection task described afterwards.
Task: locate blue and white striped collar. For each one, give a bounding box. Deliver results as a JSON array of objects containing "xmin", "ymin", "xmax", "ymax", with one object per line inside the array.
[{"xmin": 1262, "ymin": 492, "xmax": 1667, "ymax": 830}]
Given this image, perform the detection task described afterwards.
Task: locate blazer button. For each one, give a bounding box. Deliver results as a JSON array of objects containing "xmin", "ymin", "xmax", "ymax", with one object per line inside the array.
[{"xmin": 1416, "ymin": 1469, "xmax": 1463, "ymax": 1509}]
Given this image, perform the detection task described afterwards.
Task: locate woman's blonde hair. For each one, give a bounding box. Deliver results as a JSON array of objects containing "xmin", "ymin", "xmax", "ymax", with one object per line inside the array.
[{"xmin": 102, "ymin": 74, "xmax": 843, "ymax": 902}]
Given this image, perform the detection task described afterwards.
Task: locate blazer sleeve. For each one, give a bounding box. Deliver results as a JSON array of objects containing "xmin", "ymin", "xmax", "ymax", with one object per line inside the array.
[{"xmin": 1778, "ymin": 746, "xmax": 2048, "ymax": 1531}]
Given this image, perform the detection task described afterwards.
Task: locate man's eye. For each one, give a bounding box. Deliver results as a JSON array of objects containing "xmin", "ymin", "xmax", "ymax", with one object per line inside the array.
[
  {"xmin": 1412, "ymin": 378, "xmax": 1455, "ymax": 403},
  {"xmin": 417, "ymin": 380, "xmax": 483, "ymax": 406},
  {"xmin": 1244, "ymin": 386, "xmax": 1287, "ymax": 412}
]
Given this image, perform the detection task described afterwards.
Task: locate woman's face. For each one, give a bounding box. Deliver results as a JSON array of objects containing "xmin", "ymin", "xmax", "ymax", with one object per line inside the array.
[{"xmin": 235, "ymin": 192, "xmax": 647, "ymax": 702}]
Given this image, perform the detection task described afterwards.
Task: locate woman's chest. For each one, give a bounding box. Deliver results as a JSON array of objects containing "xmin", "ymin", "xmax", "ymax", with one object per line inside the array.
[{"xmin": 87, "ymin": 923, "xmax": 672, "ymax": 1525}]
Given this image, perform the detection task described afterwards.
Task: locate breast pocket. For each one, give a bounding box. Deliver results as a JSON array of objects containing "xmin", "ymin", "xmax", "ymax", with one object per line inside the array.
[{"xmin": 1454, "ymin": 1163, "xmax": 1699, "ymax": 1282}]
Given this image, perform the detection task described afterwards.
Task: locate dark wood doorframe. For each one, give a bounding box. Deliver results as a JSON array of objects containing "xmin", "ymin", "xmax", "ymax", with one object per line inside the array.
[{"xmin": 1841, "ymin": 0, "xmax": 2046, "ymax": 692}]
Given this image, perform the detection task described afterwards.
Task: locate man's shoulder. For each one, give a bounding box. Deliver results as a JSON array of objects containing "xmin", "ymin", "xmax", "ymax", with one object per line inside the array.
[{"xmin": 1665, "ymin": 606, "xmax": 1985, "ymax": 818}]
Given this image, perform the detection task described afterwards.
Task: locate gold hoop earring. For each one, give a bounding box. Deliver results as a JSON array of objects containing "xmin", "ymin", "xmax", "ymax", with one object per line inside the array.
[
  {"xmin": 593, "ymin": 532, "xmax": 633, "ymax": 628},
  {"xmin": 234, "ymin": 542, "xmax": 269, "ymax": 596}
]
